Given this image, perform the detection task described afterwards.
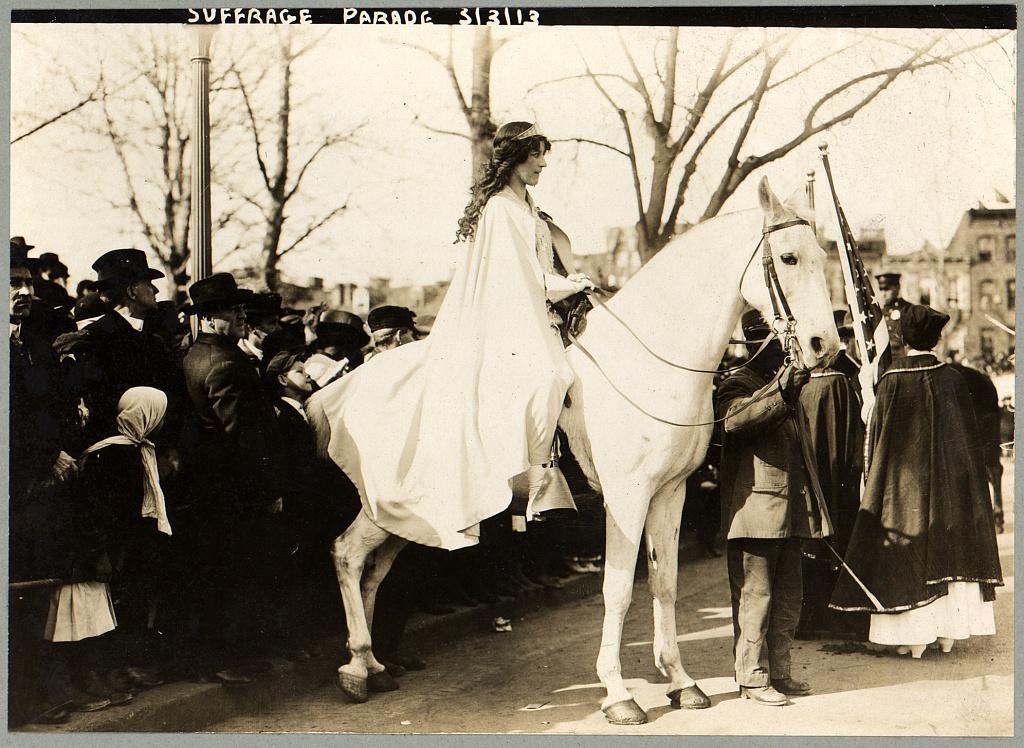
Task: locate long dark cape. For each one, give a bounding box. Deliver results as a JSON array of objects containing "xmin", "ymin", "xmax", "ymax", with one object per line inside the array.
[{"xmin": 829, "ymin": 355, "xmax": 1003, "ymax": 613}]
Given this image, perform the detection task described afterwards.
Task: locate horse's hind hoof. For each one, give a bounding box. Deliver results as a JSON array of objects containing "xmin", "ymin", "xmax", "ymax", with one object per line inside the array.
[
  {"xmin": 603, "ymin": 698, "xmax": 647, "ymax": 725},
  {"xmin": 337, "ymin": 671, "xmax": 368, "ymax": 703},
  {"xmin": 367, "ymin": 670, "xmax": 400, "ymax": 693}
]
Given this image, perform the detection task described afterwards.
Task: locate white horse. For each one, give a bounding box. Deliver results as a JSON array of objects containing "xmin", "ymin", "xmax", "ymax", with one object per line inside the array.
[{"xmin": 308, "ymin": 176, "xmax": 839, "ymax": 724}]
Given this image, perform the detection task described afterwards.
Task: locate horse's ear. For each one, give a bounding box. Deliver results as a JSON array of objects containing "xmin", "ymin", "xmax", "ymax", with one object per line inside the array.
[{"xmin": 757, "ymin": 176, "xmax": 784, "ymax": 220}]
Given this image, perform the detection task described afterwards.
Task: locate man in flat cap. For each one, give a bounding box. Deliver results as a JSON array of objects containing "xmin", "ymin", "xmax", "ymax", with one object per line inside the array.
[
  {"xmin": 717, "ymin": 310, "xmax": 824, "ymax": 706},
  {"xmin": 875, "ymin": 272, "xmax": 912, "ymax": 359},
  {"xmin": 365, "ymin": 305, "xmax": 423, "ymax": 361},
  {"xmin": 180, "ymin": 273, "xmax": 284, "ymax": 684}
]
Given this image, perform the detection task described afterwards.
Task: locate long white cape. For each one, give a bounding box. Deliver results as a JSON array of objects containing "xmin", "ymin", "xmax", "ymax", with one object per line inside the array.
[{"xmin": 309, "ymin": 189, "xmax": 574, "ymax": 549}]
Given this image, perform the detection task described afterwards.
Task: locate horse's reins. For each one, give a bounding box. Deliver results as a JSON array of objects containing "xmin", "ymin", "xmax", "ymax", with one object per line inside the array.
[{"xmin": 567, "ymin": 217, "xmax": 811, "ymax": 428}]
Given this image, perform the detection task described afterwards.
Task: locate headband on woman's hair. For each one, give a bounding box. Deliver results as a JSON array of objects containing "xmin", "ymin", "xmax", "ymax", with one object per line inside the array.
[{"xmin": 512, "ymin": 123, "xmax": 542, "ymax": 141}]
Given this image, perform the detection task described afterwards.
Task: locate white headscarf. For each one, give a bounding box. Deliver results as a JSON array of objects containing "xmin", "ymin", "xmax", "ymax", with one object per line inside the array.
[{"xmin": 81, "ymin": 386, "xmax": 172, "ymax": 535}]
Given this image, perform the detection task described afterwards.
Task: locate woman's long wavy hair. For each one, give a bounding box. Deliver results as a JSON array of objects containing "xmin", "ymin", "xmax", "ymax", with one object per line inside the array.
[{"xmin": 454, "ymin": 121, "xmax": 551, "ymax": 244}]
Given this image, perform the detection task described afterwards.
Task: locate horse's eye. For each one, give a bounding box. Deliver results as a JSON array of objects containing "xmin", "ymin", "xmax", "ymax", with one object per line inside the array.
[{"xmin": 780, "ymin": 253, "xmax": 798, "ymax": 266}]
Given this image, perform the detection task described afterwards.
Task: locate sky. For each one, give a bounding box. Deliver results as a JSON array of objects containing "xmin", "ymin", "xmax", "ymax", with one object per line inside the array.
[{"xmin": 10, "ymin": 24, "xmax": 1016, "ymax": 296}]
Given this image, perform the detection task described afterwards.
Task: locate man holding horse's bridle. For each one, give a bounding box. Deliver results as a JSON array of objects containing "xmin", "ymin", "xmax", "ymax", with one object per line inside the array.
[{"xmin": 717, "ymin": 310, "xmax": 827, "ymax": 706}]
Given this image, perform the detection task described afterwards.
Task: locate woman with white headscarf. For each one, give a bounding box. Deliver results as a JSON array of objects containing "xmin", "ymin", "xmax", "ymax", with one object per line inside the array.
[{"xmin": 50, "ymin": 386, "xmax": 173, "ymax": 699}]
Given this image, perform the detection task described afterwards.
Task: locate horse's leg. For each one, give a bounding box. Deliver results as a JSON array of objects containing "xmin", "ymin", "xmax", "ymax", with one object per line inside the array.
[
  {"xmin": 332, "ymin": 511, "xmax": 390, "ymax": 703},
  {"xmin": 359, "ymin": 534, "xmax": 408, "ymax": 692},
  {"xmin": 597, "ymin": 494, "xmax": 650, "ymax": 725},
  {"xmin": 644, "ymin": 480, "xmax": 707, "ymax": 709}
]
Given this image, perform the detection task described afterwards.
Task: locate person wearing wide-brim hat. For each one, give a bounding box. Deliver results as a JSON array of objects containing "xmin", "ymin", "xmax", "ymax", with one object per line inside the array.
[
  {"xmin": 180, "ymin": 271, "xmax": 285, "ymax": 685},
  {"xmin": 309, "ymin": 309, "xmax": 370, "ymax": 367},
  {"xmin": 68, "ymin": 249, "xmax": 182, "ymax": 449},
  {"xmin": 239, "ymin": 292, "xmax": 282, "ymax": 363}
]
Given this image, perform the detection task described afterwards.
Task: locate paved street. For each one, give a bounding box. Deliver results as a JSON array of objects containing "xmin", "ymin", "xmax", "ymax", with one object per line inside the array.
[{"xmin": 208, "ymin": 465, "xmax": 1013, "ymax": 736}]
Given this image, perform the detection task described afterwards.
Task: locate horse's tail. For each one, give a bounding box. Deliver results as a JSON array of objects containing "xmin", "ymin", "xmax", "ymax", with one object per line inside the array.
[{"xmin": 306, "ymin": 394, "xmax": 333, "ymax": 462}]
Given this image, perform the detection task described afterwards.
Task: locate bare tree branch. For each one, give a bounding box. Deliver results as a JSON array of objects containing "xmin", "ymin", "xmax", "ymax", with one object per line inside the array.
[
  {"xmin": 278, "ymin": 202, "xmax": 349, "ymax": 257},
  {"xmin": 550, "ymin": 137, "xmax": 630, "ymax": 158},
  {"xmin": 412, "ymin": 114, "xmax": 471, "ymax": 140}
]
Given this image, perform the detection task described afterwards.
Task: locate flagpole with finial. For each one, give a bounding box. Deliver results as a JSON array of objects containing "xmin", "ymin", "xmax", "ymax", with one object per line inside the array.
[{"xmin": 816, "ymin": 142, "xmax": 887, "ymax": 614}]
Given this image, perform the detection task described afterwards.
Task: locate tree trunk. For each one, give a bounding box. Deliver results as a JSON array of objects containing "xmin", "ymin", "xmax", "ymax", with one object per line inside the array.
[{"xmin": 468, "ymin": 28, "xmax": 497, "ymax": 179}]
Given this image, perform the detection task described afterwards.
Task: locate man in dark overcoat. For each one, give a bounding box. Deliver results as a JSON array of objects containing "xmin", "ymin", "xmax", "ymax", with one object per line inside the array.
[
  {"xmin": 65, "ymin": 249, "xmax": 185, "ymax": 451},
  {"xmin": 180, "ymin": 273, "xmax": 283, "ymax": 683},
  {"xmin": 717, "ymin": 310, "xmax": 824, "ymax": 706}
]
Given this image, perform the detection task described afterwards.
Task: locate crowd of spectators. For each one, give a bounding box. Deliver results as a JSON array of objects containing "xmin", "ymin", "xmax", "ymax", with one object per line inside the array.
[{"xmin": 8, "ymin": 239, "xmax": 635, "ymax": 727}]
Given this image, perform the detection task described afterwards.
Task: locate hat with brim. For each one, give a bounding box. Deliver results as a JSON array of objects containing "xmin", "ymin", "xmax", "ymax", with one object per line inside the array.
[
  {"xmin": 901, "ymin": 303, "xmax": 949, "ymax": 351},
  {"xmin": 37, "ymin": 252, "xmax": 68, "ymax": 278},
  {"xmin": 261, "ymin": 324, "xmax": 308, "ymax": 366},
  {"xmin": 183, "ymin": 272, "xmax": 253, "ymax": 315},
  {"xmin": 92, "ymin": 248, "xmax": 164, "ymax": 291},
  {"xmin": 10, "ymin": 242, "xmax": 33, "ymax": 270},
  {"xmin": 11, "ymin": 236, "xmax": 35, "ymax": 252},
  {"xmin": 315, "ymin": 309, "xmax": 370, "ymax": 350},
  {"xmin": 368, "ymin": 305, "xmax": 419, "ymax": 333},
  {"xmin": 244, "ymin": 292, "xmax": 283, "ymax": 320}
]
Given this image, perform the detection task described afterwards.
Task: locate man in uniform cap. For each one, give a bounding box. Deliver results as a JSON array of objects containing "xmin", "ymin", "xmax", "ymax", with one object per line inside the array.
[
  {"xmin": 875, "ymin": 272, "xmax": 912, "ymax": 360},
  {"xmin": 716, "ymin": 310, "xmax": 824, "ymax": 706},
  {"xmin": 180, "ymin": 273, "xmax": 284, "ymax": 683}
]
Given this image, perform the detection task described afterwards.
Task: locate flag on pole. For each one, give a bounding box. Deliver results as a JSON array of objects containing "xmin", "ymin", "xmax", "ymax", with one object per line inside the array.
[{"xmin": 818, "ymin": 144, "xmax": 891, "ymax": 423}]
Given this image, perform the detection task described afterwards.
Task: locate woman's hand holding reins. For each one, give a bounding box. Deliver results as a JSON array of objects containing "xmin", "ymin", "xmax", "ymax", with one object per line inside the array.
[{"xmin": 568, "ymin": 273, "xmax": 597, "ymax": 292}]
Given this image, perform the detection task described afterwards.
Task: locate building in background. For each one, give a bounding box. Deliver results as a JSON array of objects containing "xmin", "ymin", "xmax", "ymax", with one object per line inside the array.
[{"xmin": 881, "ymin": 199, "xmax": 1015, "ymax": 364}]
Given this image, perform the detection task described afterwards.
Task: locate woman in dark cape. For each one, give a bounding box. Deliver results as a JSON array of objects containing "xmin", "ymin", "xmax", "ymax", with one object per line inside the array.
[{"xmin": 829, "ymin": 304, "xmax": 1002, "ymax": 657}]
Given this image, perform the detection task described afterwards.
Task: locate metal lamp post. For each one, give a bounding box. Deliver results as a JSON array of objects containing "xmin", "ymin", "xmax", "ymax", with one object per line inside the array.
[{"xmin": 190, "ymin": 25, "xmax": 216, "ymax": 285}]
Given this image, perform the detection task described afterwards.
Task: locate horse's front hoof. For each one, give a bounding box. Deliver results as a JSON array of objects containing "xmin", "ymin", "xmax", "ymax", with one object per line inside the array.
[
  {"xmin": 337, "ymin": 671, "xmax": 369, "ymax": 703},
  {"xmin": 367, "ymin": 670, "xmax": 400, "ymax": 693},
  {"xmin": 668, "ymin": 683, "xmax": 711, "ymax": 709},
  {"xmin": 603, "ymin": 698, "xmax": 647, "ymax": 725}
]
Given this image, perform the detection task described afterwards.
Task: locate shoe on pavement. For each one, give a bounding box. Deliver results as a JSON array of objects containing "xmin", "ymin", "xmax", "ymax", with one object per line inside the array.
[
  {"xmin": 68, "ymin": 688, "xmax": 112, "ymax": 713},
  {"xmin": 124, "ymin": 665, "xmax": 165, "ymax": 688},
  {"xmin": 213, "ymin": 669, "xmax": 255, "ymax": 687},
  {"xmin": 33, "ymin": 704, "xmax": 72, "ymax": 724},
  {"xmin": 739, "ymin": 685, "xmax": 789, "ymax": 706},
  {"xmin": 770, "ymin": 677, "xmax": 811, "ymax": 696}
]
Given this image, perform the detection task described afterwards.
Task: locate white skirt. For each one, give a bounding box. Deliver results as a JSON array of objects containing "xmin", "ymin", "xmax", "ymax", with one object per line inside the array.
[
  {"xmin": 869, "ymin": 581, "xmax": 996, "ymax": 646},
  {"xmin": 44, "ymin": 582, "xmax": 118, "ymax": 642}
]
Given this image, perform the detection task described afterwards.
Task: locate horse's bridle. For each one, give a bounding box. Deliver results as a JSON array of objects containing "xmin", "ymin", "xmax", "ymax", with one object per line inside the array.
[
  {"xmin": 568, "ymin": 216, "xmax": 812, "ymax": 427},
  {"xmin": 741, "ymin": 216, "xmax": 812, "ymax": 368}
]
